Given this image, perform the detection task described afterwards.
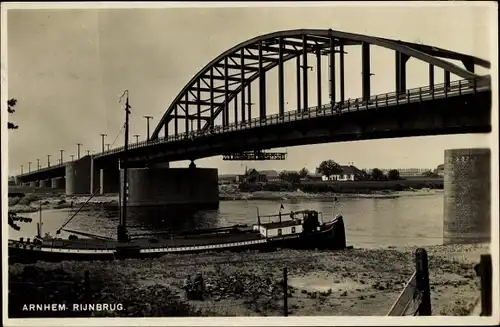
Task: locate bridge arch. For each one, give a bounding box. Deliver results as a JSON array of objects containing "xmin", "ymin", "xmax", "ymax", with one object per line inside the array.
[{"xmin": 151, "ymin": 28, "xmax": 490, "ymax": 140}]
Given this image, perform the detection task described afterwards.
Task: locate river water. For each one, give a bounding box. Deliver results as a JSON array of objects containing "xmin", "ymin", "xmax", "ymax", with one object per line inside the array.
[{"xmin": 10, "ymin": 193, "xmax": 444, "ymax": 249}]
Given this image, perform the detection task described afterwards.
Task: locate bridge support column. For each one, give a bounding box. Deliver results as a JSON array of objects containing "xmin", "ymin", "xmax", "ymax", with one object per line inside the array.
[
  {"xmin": 29, "ymin": 181, "xmax": 38, "ymax": 188},
  {"xmin": 302, "ymin": 34, "xmax": 308, "ymax": 111},
  {"xmin": 361, "ymin": 42, "xmax": 371, "ymax": 102},
  {"xmin": 395, "ymin": 51, "xmax": 409, "ymax": 95},
  {"xmin": 278, "ymin": 36, "xmax": 285, "ymax": 116},
  {"xmin": 296, "ymin": 55, "xmax": 301, "ymax": 112},
  {"xmin": 443, "ymin": 148, "xmax": 490, "ymax": 244},
  {"xmin": 51, "ymin": 177, "xmax": 65, "ymax": 189},
  {"xmin": 65, "ymin": 156, "xmax": 92, "ymax": 195},
  {"xmin": 90, "ymin": 156, "xmax": 100, "ymax": 194},
  {"xmin": 40, "ymin": 179, "xmax": 50, "ymax": 188},
  {"xmin": 100, "ymin": 167, "xmax": 120, "ymax": 194},
  {"xmin": 258, "ymin": 41, "xmax": 267, "ymax": 119},
  {"xmin": 329, "ymin": 35, "xmax": 336, "ymax": 105},
  {"xmin": 121, "ymin": 167, "xmax": 219, "ymax": 219}
]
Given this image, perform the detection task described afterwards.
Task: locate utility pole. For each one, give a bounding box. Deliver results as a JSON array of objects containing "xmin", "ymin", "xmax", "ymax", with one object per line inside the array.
[
  {"xmin": 118, "ymin": 89, "xmax": 131, "ymax": 243},
  {"xmin": 47, "ymin": 154, "xmax": 51, "ymax": 167},
  {"xmin": 77, "ymin": 143, "xmax": 82, "ymax": 159},
  {"xmin": 28, "ymin": 161, "xmax": 32, "ymax": 173},
  {"xmin": 133, "ymin": 134, "xmax": 140, "ymax": 143},
  {"xmin": 100, "ymin": 133, "xmax": 107, "ymax": 152},
  {"xmin": 106, "ymin": 144, "xmax": 110, "ymax": 151},
  {"xmin": 143, "ymin": 115, "xmax": 153, "ymax": 142},
  {"xmin": 37, "ymin": 159, "xmax": 40, "ymax": 170},
  {"xmin": 59, "ymin": 149, "xmax": 64, "ymax": 165}
]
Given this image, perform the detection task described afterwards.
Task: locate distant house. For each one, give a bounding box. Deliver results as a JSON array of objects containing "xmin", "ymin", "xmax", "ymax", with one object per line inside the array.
[
  {"xmin": 435, "ymin": 164, "xmax": 444, "ymax": 177},
  {"xmin": 218, "ymin": 174, "xmax": 239, "ymax": 185},
  {"xmin": 241, "ymin": 169, "xmax": 281, "ymax": 183},
  {"xmin": 324, "ymin": 165, "xmax": 365, "ymax": 181}
]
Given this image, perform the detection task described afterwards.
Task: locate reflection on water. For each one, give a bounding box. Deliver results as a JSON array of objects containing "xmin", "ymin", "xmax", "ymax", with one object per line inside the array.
[{"xmin": 9, "ymin": 194, "xmax": 445, "ymax": 249}]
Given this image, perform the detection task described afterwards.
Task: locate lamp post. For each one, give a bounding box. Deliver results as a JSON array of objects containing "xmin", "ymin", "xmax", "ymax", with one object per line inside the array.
[
  {"xmin": 28, "ymin": 161, "xmax": 32, "ymax": 173},
  {"xmin": 20, "ymin": 165, "xmax": 23, "ymax": 175},
  {"xmin": 70, "ymin": 154, "xmax": 75, "ymax": 161},
  {"xmin": 59, "ymin": 149, "xmax": 64, "ymax": 165},
  {"xmin": 143, "ymin": 115, "xmax": 153, "ymax": 142},
  {"xmin": 77, "ymin": 143, "xmax": 82, "ymax": 159},
  {"xmin": 37, "ymin": 159, "xmax": 40, "ymax": 170},
  {"xmin": 133, "ymin": 134, "xmax": 140, "ymax": 143},
  {"xmin": 47, "ymin": 154, "xmax": 51, "ymax": 167},
  {"xmin": 106, "ymin": 144, "xmax": 110, "ymax": 151},
  {"xmin": 100, "ymin": 133, "xmax": 107, "ymax": 152},
  {"xmin": 86, "ymin": 150, "xmax": 92, "ymax": 156}
]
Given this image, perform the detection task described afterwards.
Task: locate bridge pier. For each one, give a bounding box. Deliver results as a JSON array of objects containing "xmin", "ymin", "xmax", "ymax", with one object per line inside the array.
[
  {"xmin": 443, "ymin": 148, "xmax": 491, "ymax": 244},
  {"xmin": 51, "ymin": 177, "xmax": 65, "ymax": 189},
  {"xmin": 65, "ymin": 156, "xmax": 92, "ymax": 195},
  {"xmin": 100, "ymin": 167, "xmax": 120, "ymax": 194},
  {"xmin": 121, "ymin": 167, "xmax": 219, "ymax": 219},
  {"xmin": 29, "ymin": 181, "xmax": 38, "ymax": 188}
]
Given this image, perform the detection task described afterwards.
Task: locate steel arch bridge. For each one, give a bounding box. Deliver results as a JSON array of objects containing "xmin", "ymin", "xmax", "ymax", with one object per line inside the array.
[{"xmin": 150, "ymin": 28, "xmax": 490, "ymax": 141}]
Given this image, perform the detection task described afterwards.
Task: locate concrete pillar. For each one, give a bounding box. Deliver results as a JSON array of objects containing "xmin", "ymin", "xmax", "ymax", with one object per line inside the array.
[
  {"xmin": 443, "ymin": 148, "xmax": 490, "ymax": 244},
  {"xmin": 121, "ymin": 167, "xmax": 219, "ymax": 210},
  {"xmin": 65, "ymin": 156, "xmax": 92, "ymax": 195},
  {"xmin": 40, "ymin": 179, "xmax": 50, "ymax": 188},
  {"xmin": 29, "ymin": 181, "xmax": 37, "ymax": 188},
  {"xmin": 89, "ymin": 156, "xmax": 100, "ymax": 193},
  {"xmin": 100, "ymin": 167, "xmax": 120, "ymax": 194},
  {"xmin": 51, "ymin": 177, "xmax": 65, "ymax": 189}
]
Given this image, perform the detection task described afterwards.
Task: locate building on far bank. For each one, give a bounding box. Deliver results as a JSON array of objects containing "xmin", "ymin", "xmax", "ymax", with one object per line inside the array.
[
  {"xmin": 324, "ymin": 165, "xmax": 365, "ymax": 181},
  {"xmin": 218, "ymin": 174, "xmax": 240, "ymax": 184},
  {"xmin": 435, "ymin": 164, "xmax": 445, "ymax": 177}
]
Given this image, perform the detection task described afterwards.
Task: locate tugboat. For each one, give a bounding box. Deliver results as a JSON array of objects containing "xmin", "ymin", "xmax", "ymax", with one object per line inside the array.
[{"xmin": 8, "ymin": 91, "xmax": 348, "ymax": 264}]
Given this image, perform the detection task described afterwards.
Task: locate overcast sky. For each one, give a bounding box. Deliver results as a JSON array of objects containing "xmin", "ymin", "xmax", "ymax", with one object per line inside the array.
[{"xmin": 5, "ymin": 2, "xmax": 496, "ymax": 176}]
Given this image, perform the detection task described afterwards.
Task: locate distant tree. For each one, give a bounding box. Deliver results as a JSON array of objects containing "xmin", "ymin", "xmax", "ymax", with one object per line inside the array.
[
  {"xmin": 299, "ymin": 167, "xmax": 309, "ymax": 178},
  {"xmin": 7, "ymin": 98, "xmax": 19, "ymax": 130},
  {"xmin": 388, "ymin": 169, "xmax": 401, "ymax": 180},
  {"xmin": 371, "ymin": 168, "xmax": 385, "ymax": 181},
  {"xmin": 316, "ymin": 160, "xmax": 343, "ymax": 180}
]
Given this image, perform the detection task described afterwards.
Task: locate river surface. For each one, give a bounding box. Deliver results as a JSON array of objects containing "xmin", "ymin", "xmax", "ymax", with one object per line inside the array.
[{"xmin": 9, "ymin": 193, "xmax": 445, "ymax": 249}]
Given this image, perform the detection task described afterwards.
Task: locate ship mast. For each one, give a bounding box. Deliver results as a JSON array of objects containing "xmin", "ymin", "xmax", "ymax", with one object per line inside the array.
[{"xmin": 118, "ymin": 90, "xmax": 131, "ymax": 243}]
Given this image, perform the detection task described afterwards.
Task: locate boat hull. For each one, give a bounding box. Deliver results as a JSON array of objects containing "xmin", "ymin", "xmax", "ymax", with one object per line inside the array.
[{"xmin": 8, "ymin": 217, "xmax": 347, "ymax": 264}]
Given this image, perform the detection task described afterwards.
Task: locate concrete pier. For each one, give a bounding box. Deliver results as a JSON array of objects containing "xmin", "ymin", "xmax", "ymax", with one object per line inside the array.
[
  {"xmin": 65, "ymin": 156, "xmax": 92, "ymax": 195},
  {"xmin": 51, "ymin": 177, "xmax": 65, "ymax": 189},
  {"xmin": 100, "ymin": 167, "xmax": 120, "ymax": 194},
  {"xmin": 121, "ymin": 167, "xmax": 219, "ymax": 211},
  {"xmin": 29, "ymin": 181, "xmax": 38, "ymax": 188},
  {"xmin": 443, "ymin": 148, "xmax": 491, "ymax": 244}
]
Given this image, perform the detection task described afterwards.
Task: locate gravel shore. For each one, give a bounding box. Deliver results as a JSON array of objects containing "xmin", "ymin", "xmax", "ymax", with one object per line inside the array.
[{"xmin": 8, "ymin": 243, "xmax": 487, "ymax": 317}]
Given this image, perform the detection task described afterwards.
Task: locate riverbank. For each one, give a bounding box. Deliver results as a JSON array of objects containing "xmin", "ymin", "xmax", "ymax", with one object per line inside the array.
[
  {"xmin": 8, "ymin": 187, "xmax": 443, "ymax": 214},
  {"xmin": 8, "ymin": 243, "xmax": 487, "ymax": 317}
]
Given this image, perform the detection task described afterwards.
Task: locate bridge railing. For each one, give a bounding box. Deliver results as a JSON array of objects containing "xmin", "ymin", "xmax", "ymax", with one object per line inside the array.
[{"xmin": 51, "ymin": 75, "xmax": 483, "ymax": 161}]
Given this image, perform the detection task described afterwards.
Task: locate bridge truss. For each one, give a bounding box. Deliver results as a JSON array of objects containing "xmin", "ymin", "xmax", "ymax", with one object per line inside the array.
[{"xmin": 151, "ymin": 29, "xmax": 489, "ymax": 142}]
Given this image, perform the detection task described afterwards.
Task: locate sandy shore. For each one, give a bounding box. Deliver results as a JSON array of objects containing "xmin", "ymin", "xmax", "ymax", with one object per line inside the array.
[{"xmin": 8, "ymin": 243, "xmax": 487, "ymax": 317}]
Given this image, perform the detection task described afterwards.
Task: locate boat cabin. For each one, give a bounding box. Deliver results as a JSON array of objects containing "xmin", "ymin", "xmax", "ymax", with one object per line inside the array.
[{"xmin": 253, "ymin": 210, "xmax": 323, "ymax": 238}]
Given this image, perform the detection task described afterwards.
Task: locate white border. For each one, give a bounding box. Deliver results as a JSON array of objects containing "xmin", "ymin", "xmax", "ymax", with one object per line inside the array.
[{"xmin": 2, "ymin": 1, "xmax": 499, "ymax": 326}]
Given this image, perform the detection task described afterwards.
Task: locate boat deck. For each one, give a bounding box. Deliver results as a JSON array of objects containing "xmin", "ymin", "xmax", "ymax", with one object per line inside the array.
[{"xmin": 39, "ymin": 230, "xmax": 264, "ymax": 250}]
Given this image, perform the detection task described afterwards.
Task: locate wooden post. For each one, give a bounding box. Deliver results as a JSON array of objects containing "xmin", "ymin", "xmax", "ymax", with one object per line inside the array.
[
  {"xmin": 479, "ymin": 254, "xmax": 492, "ymax": 316},
  {"xmin": 415, "ymin": 248, "xmax": 431, "ymax": 315},
  {"xmin": 283, "ymin": 267, "xmax": 288, "ymax": 317}
]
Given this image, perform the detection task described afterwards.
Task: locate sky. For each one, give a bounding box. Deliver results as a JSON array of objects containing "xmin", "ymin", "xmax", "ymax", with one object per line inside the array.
[{"xmin": 4, "ymin": 2, "xmax": 497, "ymax": 176}]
